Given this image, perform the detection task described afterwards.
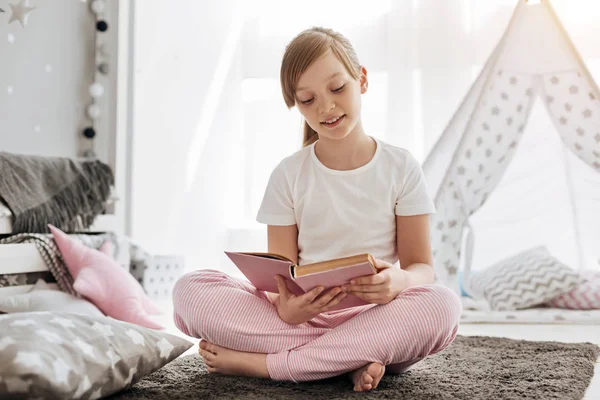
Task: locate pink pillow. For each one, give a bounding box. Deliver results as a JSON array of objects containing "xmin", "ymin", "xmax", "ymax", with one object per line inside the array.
[
  {"xmin": 49, "ymin": 224, "xmax": 164, "ymax": 329},
  {"xmin": 546, "ymin": 271, "xmax": 600, "ymax": 310},
  {"xmin": 98, "ymin": 240, "xmax": 113, "ymax": 256}
]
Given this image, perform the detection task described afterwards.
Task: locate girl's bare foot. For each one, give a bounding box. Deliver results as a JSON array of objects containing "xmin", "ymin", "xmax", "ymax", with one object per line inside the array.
[
  {"xmin": 349, "ymin": 362, "xmax": 385, "ymax": 392},
  {"xmin": 199, "ymin": 339, "xmax": 270, "ymax": 379}
]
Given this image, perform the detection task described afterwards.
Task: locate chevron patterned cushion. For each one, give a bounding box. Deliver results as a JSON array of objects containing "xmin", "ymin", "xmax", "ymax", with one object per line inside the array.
[
  {"xmin": 470, "ymin": 246, "xmax": 584, "ymax": 311},
  {"xmin": 545, "ymin": 271, "xmax": 600, "ymax": 310}
]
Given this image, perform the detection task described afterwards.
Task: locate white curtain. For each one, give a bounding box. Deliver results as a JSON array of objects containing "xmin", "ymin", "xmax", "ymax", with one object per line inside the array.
[{"xmin": 131, "ymin": 0, "xmax": 600, "ymax": 276}]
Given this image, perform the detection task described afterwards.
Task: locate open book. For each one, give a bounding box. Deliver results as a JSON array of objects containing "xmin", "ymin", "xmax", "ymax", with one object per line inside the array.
[{"xmin": 224, "ymin": 251, "xmax": 382, "ymax": 311}]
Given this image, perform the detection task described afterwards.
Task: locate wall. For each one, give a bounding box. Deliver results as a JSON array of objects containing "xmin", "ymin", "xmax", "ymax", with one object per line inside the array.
[{"xmin": 0, "ymin": 0, "xmax": 130, "ymax": 235}]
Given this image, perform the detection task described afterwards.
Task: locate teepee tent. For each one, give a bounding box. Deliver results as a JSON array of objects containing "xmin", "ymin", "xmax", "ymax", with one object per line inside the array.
[{"xmin": 423, "ymin": 0, "xmax": 600, "ymax": 296}]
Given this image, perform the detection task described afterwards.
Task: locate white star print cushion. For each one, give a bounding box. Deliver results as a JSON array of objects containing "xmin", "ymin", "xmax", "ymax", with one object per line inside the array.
[
  {"xmin": 0, "ymin": 312, "xmax": 193, "ymax": 399},
  {"xmin": 0, "ymin": 279, "xmax": 104, "ymax": 317}
]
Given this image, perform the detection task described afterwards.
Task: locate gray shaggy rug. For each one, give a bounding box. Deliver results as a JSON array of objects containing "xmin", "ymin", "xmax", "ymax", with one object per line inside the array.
[{"xmin": 110, "ymin": 335, "xmax": 599, "ymax": 400}]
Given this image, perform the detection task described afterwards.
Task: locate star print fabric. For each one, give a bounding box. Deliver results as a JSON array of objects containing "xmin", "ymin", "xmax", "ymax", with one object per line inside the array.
[{"xmin": 0, "ymin": 311, "xmax": 192, "ymax": 399}]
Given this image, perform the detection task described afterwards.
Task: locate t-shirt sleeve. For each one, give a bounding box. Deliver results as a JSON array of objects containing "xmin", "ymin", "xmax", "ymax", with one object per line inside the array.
[
  {"xmin": 395, "ymin": 151, "xmax": 437, "ymax": 216},
  {"xmin": 256, "ymin": 162, "xmax": 296, "ymax": 226}
]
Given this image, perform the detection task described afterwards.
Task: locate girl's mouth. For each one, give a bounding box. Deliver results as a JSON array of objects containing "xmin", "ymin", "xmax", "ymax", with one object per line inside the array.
[{"xmin": 321, "ymin": 114, "xmax": 346, "ymax": 128}]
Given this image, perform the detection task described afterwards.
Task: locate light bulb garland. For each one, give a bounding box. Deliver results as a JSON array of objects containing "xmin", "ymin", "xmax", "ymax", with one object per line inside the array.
[{"xmin": 82, "ymin": 0, "xmax": 110, "ymax": 159}]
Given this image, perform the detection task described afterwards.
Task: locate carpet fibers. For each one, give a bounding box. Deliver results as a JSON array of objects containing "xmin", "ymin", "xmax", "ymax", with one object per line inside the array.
[{"xmin": 110, "ymin": 335, "xmax": 599, "ymax": 400}]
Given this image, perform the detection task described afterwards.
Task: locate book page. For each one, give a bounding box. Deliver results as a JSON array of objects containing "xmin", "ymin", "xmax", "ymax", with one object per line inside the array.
[{"xmin": 294, "ymin": 254, "xmax": 375, "ymax": 277}]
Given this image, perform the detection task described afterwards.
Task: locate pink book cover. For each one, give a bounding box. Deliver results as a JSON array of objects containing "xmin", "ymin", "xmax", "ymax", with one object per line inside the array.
[{"xmin": 224, "ymin": 252, "xmax": 305, "ymax": 296}]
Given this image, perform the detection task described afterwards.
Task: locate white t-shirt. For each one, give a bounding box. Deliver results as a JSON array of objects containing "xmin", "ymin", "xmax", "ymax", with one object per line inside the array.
[{"xmin": 256, "ymin": 137, "xmax": 436, "ymax": 266}]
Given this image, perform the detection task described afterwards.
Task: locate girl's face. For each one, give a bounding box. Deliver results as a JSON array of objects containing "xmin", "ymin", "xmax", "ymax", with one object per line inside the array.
[{"xmin": 295, "ymin": 51, "xmax": 368, "ymax": 142}]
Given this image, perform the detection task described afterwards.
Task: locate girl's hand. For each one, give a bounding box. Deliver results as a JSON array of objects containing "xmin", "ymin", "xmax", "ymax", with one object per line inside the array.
[
  {"xmin": 344, "ymin": 259, "xmax": 408, "ymax": 305},
  {"xmin": 273, "ymin": 275, "xmax": 347, "ymax": 325}
]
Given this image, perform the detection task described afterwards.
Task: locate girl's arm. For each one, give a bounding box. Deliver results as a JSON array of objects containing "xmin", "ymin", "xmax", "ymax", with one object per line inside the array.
[
  {"xmin": 265, "ymin": 224, "xmax": 299, "ymax": 303},
  {"xmin": 396, "ymin": 214, "xmax": 436, "ymax": 287}
]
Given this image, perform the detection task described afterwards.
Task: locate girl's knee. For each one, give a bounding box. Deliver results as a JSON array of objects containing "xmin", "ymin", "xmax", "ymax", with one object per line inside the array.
[
  {"xmin": 426, "ymin": 284, "xmax": 463, "ymax": 325},
  {"xmin": 388, "ymin": 284, "xmax": 462, "ymax": 336},
  {"xmin": 172, "ymin": 269, "xmax": 230, "ymax": 337},
  {"xmin": 421, "ymin": 286, "xmax": 462, "ymax": 353},
  {"xmin": 175, "ymin": 269, "xmax": 228, "ymax": 287},
  {"xmin": 383, "ymin": 285, "xmax": 461, "ymax": 357},
  {"xmin": 173, "ymin": 270, "xmax": 227, "ymax": 303}
]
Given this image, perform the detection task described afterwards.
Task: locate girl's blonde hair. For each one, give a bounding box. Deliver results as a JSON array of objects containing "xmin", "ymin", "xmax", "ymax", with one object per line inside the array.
[{"xmin": 280, "ymin": 27, "xmax": 361, "ymax": 147}]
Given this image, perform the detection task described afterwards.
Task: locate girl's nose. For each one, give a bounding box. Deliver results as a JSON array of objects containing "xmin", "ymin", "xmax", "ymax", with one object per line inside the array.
[{"xmin": 318, "ymin": 98, "xmax": 336, "ymax": 114}]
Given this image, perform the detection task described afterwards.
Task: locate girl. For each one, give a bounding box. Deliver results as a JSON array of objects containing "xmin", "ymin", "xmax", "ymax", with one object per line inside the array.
[{"xmin": 173, "ymin": 27, "xmax": 462, "ymax": 392}]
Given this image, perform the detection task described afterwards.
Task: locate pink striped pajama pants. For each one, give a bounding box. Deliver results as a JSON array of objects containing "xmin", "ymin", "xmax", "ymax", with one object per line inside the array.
[{"xmin": 172, "ymin": 269, "xmax": 462, "ymax": 382}]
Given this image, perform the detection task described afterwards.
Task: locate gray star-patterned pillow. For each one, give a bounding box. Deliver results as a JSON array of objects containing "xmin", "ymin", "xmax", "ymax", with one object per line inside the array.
[{"xmin": 0, "ymin": 311, "xmax": 193, "ymax": 399}]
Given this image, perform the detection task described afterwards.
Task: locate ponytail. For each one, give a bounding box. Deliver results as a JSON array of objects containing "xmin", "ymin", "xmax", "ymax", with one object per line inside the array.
[{"xmin": 302, "ymin": 121, "xmax": 319, "ymax": 148}]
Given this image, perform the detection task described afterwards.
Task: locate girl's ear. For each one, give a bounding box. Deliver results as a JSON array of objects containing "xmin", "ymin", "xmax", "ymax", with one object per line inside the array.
[{"xmin": 360, "ymin": 66, "xmax": 369, "ymax": 94}]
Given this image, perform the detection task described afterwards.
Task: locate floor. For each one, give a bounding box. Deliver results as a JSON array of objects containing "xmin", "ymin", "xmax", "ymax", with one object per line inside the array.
[
  {"xmin": 458, "ymin": 324, "xmax": 600, "ymax": 400},
  {"xmin": 153, "ymin": 299, "xmax": 600, "ymax": 399}
]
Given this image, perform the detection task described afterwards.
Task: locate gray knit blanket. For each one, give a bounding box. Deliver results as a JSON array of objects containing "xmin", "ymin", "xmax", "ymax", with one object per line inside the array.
[{"xmin": 0, "ymin": 152, "xmax": 114, "ymax": 233}]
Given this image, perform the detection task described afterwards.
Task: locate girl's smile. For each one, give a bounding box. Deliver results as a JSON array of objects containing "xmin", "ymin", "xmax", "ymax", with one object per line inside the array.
[{"xmin": 321, "ymin": 114, "xmax": 346, "ymax": 128}]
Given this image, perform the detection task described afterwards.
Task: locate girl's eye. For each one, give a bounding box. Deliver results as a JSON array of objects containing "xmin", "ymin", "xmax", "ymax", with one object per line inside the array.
[
  {"xmin": 332, "ymin": 84, "xmax": 345, "ymax": 93},
  {"xmin": 300, "ymin": 98, "xmax": 314, "ymax": 105}
]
